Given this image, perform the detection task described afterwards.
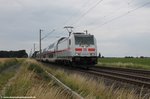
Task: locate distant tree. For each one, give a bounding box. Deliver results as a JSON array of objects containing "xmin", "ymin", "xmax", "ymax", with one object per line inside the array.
[
  {"xmin": 125, "ymin": 56, "xmax": 134, "ymax": 58},
  {"xmin": 101, "ymin": 56, "xmax": 105, "ymax": 58},
  {"xmin": 0, "ymin": 50, "xmax": 28, "ymax": 58},
  {"xmin": 16, "ymin": 50, "xmax": 28, "ymax": 58},
  {"xmin": 140, "ymin": 56, "xmax": 144, "ymax": 58},
  {"xmin": 98, "ymin": 53, "xmax": 101, "ymax": 58}
]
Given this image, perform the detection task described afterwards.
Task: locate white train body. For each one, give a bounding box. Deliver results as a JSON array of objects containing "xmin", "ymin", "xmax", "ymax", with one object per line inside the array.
[{"xmin": 36, "ymin": 32, "xmax": 98, "ymax": 66}]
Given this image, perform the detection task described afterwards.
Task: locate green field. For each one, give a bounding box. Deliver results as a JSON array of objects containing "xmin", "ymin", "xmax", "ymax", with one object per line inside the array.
[{"xmin": 98, "ymin": 58, "xmax": 150, "ymax": 70}]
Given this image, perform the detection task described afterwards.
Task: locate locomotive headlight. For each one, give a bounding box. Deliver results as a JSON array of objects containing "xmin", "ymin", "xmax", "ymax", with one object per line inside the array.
[{"xmin": 76, "ymin": 53, "xmax": 80, "ymax": 56}]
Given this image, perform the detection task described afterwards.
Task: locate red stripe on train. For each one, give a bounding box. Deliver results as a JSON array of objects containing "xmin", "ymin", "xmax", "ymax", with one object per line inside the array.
[
  {"xmin": 75, "ymin": 48, "xmax": 82, "ymax": 51},
  {"xmin": 88, "ymin": 48, "xmax": 95, "ymax": 51}
]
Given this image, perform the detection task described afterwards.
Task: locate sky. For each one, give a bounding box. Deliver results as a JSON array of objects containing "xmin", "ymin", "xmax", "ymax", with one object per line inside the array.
[{"xmin": 0, "ymin": 0, "xmax": 150, "ymax": 57}]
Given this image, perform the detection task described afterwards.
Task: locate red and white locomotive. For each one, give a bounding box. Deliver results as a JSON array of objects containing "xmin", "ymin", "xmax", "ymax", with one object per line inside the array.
[{"xmin": 36, "ymin": 31, "xmax": 97, "ymax": 68}]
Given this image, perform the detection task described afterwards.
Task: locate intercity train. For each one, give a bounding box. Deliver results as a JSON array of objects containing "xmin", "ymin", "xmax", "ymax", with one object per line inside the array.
[{"xmin": 36, "ymin": 31, "xmax": 97, "ymax": 68}]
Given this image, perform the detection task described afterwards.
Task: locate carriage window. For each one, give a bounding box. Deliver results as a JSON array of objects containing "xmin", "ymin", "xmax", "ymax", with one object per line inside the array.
[{"xmin": 49, "ymin": 54, "xmax": 53, "ymax": 58}]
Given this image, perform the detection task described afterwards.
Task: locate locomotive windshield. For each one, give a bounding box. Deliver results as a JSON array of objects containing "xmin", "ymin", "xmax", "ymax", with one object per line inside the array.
[{"xmin": 75, "ymin": 36, "xmax": 94, "ymax": 45}]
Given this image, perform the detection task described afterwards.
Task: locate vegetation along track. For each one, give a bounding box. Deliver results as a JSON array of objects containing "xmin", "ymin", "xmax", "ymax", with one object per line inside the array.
[
  {"xmin": 42, "ymin": 62, "xmax": 150, "ymax": 89},
  {"xmin": 82, "ymin": 66, "xmax": 150, "ymax": 88}
]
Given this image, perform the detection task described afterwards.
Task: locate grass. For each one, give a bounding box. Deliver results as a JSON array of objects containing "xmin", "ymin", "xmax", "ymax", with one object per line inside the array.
[
  {"xmin": 0, "ymin": 72, "xmax": 14, "ymax": 91},
  {"xmin": 5, "ymin": 65, "xmax": 32, "ymax": 96},
  {"xmin": 4, "ymin": 59, "xmax": 77, "ymax": 99},
  {"xmin": 0, "ymin": 58, "xmax": 10, "ymax": 62},
  {"xmin": 40, "ymin": 61, "xmax": 150, "ymax": 99},
  {"xmin": 0, "ymin": 58, "xmax": 24, "ymax": 91},
  {"xmin": 0, "ymin": 58, "xmax": 19, "ymax": 72},
  {"xmin": 47, "ymin": 69, "xmax": 150, "ymax": 99},
  {"xmin": 98, "ymin": 58, "xmax": 150, "ymax": 70},
  {"xmin": 3, "ymin": 59, "xmax": 150, "ymax": 99}
]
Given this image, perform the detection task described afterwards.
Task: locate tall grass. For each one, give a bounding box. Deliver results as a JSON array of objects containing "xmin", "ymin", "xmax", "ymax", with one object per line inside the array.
[
  {"xmin": 98, "ymin": 58, "xmax": 150, "ymax": 70},
  {"xmin": 0, "ymin": 58, "xmax": 23, "ymax": 91},
  {"xmin": 0, "ymin": 58, "xmax": 10, "ymax": 62},
  {"xmin": 4, "ymin": 60, "xmax": 35, "ymax": 96},
  {"xmin": 47, "ymin": 69, "xmax": 149, "ymax": 99},
  {"xmin": 26, "ymin": 81, "xmax": 75, "ymax": 99},
  {"xmin": 4, "ymin": 59, "xmax": 78, "ymax": 99},
  {"xmin": 0, "ymin": 72, "xmax": 14, "ymax": 91},
  {"xmin": 0, "ymin": 58, "xmax": 18, "ymax": 72},
  {"xmin": 40, "ymin": 62, "xmax": 150, "ymax": 99},
  {"xmin": 3, "ymin": 59, "xmax": 149, "ymax": 99}
]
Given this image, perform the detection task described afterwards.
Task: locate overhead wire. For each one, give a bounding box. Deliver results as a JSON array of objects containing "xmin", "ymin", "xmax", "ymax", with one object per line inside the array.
[
  {"xmin": 36, "ymin": 1, "xmax": 149, "ymax": 51},
  {"xmin": 35, "ymin": 0, "xmax": 98, "ymax": 51},
  {"xmin": 75, "ymin": 0, "xmax": 136, "ymax": 29},
  {"xmin": 41, "ymin": 29, "xmax": 55, "ymax": 40},
  {"xmin": 71, "ymin": 0, "xmax": 104, "ymax": 27},
  {"xmin": 48, "ymin": 0, "xmax": 92, "ymax": 36},
  {"xmin": 50, "ymin": 0, "xmax": 103, "ymax": 33},
  {"xmin": 58, "ymin": 0, "xmax": 100, "ymax": 34},
  {"xmin": 43, "ymin": 0, "xmax": 149, "ymax": 38},
  {"xmin": 91, "ymin": 1, "xmax": 150, "ymax": 30},
  {"xmin": 46, "ymin": 1, "xmax": 94, "ymax": 37},
  {"xmin": 62, "ymin": 0, "xmax": 92, "ymax": 26},
  {"xmin": 127, "ymin": 0, "xmax": 136, "ymax": 5}
]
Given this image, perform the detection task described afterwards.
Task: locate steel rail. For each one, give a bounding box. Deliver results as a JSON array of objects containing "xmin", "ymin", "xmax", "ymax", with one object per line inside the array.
[
  {"xmin": 85, "ymin": 70, "xmax": 150, "ymax": 88},
  {"xmin": 92, "ymin": 66, "xmax": 150, "ymax": 76},
  {"xmin": 80, "ymin": 66, "xmax": 150, "ymax": 88},
  {"xmin": 90, "ymin": 68, "xmax": 150, "ymax": 82}
]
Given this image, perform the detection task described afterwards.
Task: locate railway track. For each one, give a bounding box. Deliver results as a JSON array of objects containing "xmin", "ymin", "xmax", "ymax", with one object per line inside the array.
[
  {"xmin": 42, "ymin": 62, "xmax": 150, "ymax": 89},
  {"xmin": 92, "ymin": 66, "xmax": 150, "ymax": 76},
  {"xmin": 40, "ymin": 62, "xmax": 150, "ymax": 99},
  {"xmin": 83, "ymin": 66, "xmax": 150, "ymax": 88}
]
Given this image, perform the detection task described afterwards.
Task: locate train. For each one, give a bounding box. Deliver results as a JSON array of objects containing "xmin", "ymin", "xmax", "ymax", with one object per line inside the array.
[{"xmin": 36, "ymin": 30, "xmax": 98, "ymax": 68}]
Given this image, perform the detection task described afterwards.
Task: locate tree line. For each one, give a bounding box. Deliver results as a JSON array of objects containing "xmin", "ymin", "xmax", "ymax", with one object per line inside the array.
[{"xmin": 0, "ymin": 50, "xmax": 28, "ymax": 58}]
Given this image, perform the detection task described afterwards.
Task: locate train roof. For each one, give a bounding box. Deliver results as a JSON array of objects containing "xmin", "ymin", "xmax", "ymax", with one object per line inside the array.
[
  {"xmin": 57, "ymin": 37, "xmax": 68, "ymax": 44},
  {"xmin": 58, "ymin": 37, "xmax": 67, "ymax": 42}
]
